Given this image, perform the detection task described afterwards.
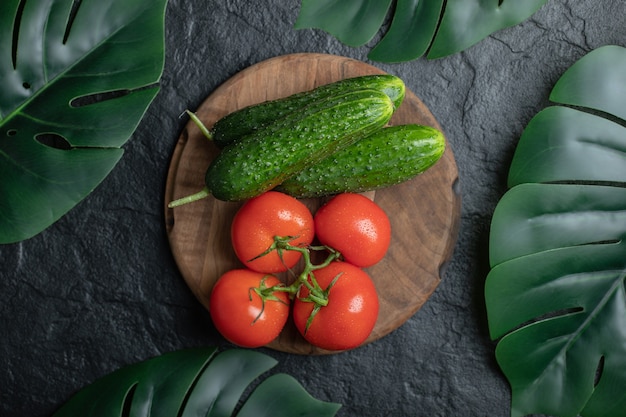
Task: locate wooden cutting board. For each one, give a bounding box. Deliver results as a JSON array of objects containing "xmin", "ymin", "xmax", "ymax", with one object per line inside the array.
[{"xmin": 164, "ymin": 53, "xmax": 461, "ymax": 355}]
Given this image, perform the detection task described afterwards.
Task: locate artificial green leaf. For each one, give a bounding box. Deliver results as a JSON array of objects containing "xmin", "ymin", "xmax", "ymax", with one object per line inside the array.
[
  {"xmin": 294, "ymin": 0, "xmax": 393, "ymax": 47},
  {"xmin": 53, "ymin": 348, "xmax": 342, "ymax": 417},
  {"xmin": 0, "ymin": 0, "xmax": 167, "ymax": 244},
  {"xmin": 238, "ymin": 374, "xmax": 342, "ymax": 417},
  {"xmin": 550, "ymin": 45, "xmax": 626, "ymax": 121},
  {"xmin": 486, "ymin": 45, "xmax": 626, "ymax": 417},
  {"xmin": 489, "ymin": 183, "xmax": 626, "ymax": 268},
  {"xmin": 53, "ymin": 348, "xmax": 222, "ymax": 417},
  {"xmin": 507, "ymin": 107, "xmax": 626, "ymax": 187},
  {"xmin": 367, "ymin": 0, "xmax": 444, "ymax": 63},
  {"xmin": 427, "ymin": 0, "xmax": 549, "ymax": 59},
  {"xmin": 295, "ymin": 0, "xmax": 549, "ymax": 62}
]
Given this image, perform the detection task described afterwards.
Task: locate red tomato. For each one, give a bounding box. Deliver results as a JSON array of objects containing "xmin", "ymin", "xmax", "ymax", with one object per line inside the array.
[
  {"xmin": 209, "ymin": 269, "xmax": 289, "ymax": 348},
  {"xmin": 293, "ymin": 261, "xmax": 379, "ymax": 351},
  {"xmin": 231, "ymin": 191, "xmax": 314, "ymax": 273},
  {"xmin": 314, "ymin": 193, "xmax": 391, "ymax": 267}
]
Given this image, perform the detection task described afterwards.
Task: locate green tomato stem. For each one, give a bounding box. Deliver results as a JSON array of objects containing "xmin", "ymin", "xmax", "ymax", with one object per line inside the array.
[
  {"xmin": 251, "ymin": 236, "xmax": 346, "ymax": 333},
  {"xmin": 260, "ymin": 236, "xmax": 341, "ymax": 307},
  {"xmin": 249, "ymin": 275, "xmax": 290, "ymax": 325}
]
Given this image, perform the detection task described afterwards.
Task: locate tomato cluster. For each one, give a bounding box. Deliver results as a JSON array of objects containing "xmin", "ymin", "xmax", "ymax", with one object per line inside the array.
[{"xmin": 209, "ymin": 191, "xmax": 391, "ymax": 351}]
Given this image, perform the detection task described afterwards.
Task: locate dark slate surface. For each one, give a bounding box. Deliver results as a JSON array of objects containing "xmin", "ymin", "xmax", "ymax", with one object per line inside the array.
[{"xmin": 1, "ymin": 1, "xmax": 625, "ymax": 416}]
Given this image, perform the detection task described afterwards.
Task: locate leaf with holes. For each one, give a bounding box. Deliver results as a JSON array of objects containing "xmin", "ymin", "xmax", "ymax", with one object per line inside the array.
[
  {"xmin": 52, "ymin": 347, "xmax": 341, "ymax": 417},
  {"xmin": 294, "ymin": 0, "xmax": 549, "ymax": 62},
  {"xmin": 0, "ymin": 0, "xmax": 166, "ymax": 244},
  {"xmin": 486, "ymin": 45, "xmax": 626, "ymax": 417}
]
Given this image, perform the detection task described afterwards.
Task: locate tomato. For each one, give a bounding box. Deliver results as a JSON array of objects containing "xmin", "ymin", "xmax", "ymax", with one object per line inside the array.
[
  {"xmin": 209, "ymin": 269, "xmax": 289, "ymax": 348},
  {"xmin": 293, "ymin": 261, "xmax": 379, "ymax": 351},
  {"xmin": 314, "ymin": 193, "xmax": 391, "ymax": 267},
  {"xmin": 231, "ymin": 191, "xmax": 314, "ymax": 273}
]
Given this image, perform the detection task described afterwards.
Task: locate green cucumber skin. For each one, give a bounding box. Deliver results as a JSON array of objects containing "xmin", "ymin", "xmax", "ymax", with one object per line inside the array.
[
  {"xmin": 211, "ymin": 75, "xmax": 405, "ymax": 147},
  {"xmin": 276, "ymin": 124, "xmax": 445, "ymax": 198},
  {"xmin": 205, "ymin": 89, "xmax": 395, "ymax": 201}
]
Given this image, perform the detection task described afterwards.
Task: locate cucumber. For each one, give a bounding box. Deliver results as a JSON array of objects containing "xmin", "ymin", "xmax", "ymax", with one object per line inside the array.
[
  {"xmin": 208, "ymin": 74, "xmax": 405, "ymax": 147},
  {"xmin": 168, "ymin": 89, "xmax": 394, "ymax": 206},
  {"xmin": 275, "ymin": 124, "xmax": 445, "ymax": 198}
]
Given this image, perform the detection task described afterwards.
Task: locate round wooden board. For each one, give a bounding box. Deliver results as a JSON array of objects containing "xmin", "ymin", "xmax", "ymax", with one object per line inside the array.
[{"xmin": 164, "ymin": 53, "xmax": 461, "ymax": 355}]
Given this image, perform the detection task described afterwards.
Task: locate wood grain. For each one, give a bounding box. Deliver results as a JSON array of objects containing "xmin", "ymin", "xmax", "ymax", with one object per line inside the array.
[{"xmin": 164, "ymin": 53, "xmax": 461, "ymax": 355}]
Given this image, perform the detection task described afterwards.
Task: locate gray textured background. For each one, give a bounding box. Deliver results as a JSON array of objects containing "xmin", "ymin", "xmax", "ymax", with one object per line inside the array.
[{"xmin": 1, "ymin": 1, "xmax": 625, "ymax": 416}]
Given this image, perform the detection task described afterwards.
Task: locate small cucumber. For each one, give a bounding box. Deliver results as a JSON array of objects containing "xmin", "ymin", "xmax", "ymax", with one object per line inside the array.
[
  {"xmin": 169, "ymin": 89, "xmax": 394, "ymax": 206},
  {"xmin": 275, "ymin": 124, "xmax": 445, "ymax": 198},
  {"xmin": 208, "ymin": 74, "xmax": 405, "ymax": 147}
]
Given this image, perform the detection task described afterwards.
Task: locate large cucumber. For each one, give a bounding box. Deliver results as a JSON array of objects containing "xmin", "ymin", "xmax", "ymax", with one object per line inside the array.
[
  {"xmin": 208, "ymin": 74, "xmax": 405, "ymax": 147},
  {"xmin": 275, "ymin": 124, "xmax": 445, "ymax": 198},
  {"xmin": 168, "ymin": 89, "xmax": 394, "ymax": 206}
]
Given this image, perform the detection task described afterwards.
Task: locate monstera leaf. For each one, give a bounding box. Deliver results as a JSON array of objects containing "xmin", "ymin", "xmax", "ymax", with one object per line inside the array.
[
  {"xmin": 295, "ymin": 0, "xmax": 549, "ymax": 62},
  {"xmin": 53, "ymin": 347, "xmax": 341, "ymax": 417},
  {"xmin": 486, "ymin": 45, "xmax": 626, "ymax": 417},
  {"xmin": 0, "ymin": 0, "xmax": 167, "ymax": 244}
]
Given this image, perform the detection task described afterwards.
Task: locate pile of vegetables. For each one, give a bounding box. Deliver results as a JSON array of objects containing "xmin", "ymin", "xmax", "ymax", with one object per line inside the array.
[{"xmin": 168, "ymin": 75, "xmax": 446, "ymax": 350}]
